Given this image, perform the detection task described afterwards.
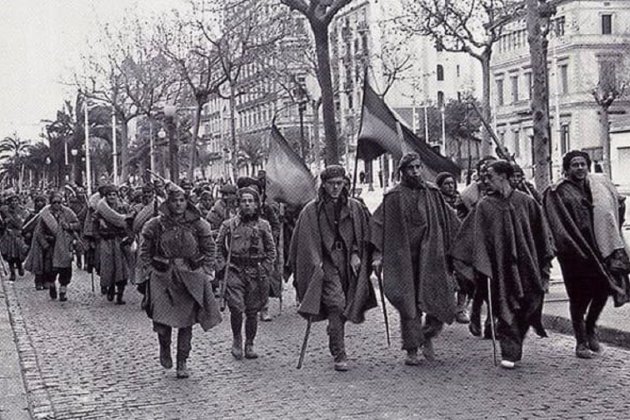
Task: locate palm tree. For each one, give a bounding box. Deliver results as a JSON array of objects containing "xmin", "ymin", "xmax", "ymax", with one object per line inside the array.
[
  {"xmin": 238, "ymin": 133, "xmax": 267, "ymax": 176},
  {"xmin": 0, "ymin": 134, "xmax": 32, "ymax": 188}
]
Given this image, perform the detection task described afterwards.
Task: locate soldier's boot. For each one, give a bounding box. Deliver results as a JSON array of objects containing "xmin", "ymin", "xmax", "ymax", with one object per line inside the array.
[
  {"xmin": 176, "ymin": 327, "xmax": 192, "ymax": 378},
  {"xmin": 328, "ymin": 313, "xmax": 348, "ymax": 372},
  {"xmin": 230, "ymin": 311, "xmax": 244, "ymax": 360},
  {"xmin": 115, "ymin": 283, "xmax": 126, "ymax": 305},
  {"xmin": 455, "ymin": 292, "xmax": 470, "ymax": 324},
  {"xmin": 176, "ymin": 358, "xmax": 189, "ymax": 379},
  {"xmin": 404, "ymin": 348, "xmax": 420, "ymax": 366},
  {"xmin": 48, "ymin": 282, "xmax": 57, "ymax": 300},
  {"xmin": 16, "ymin": 261, "xmax": 24, "ymax": 277},
  {"xmin": 422, "ymin": 338, "xmax": 436, "ymax": 361},
  {"xmin": 468, "ymin": 299, "xmax": 482, "ymax": 337},
  {"xmin": 244, "ymin": 314, "xmax": 259, "ymax": 359},
  {"xmin": 8, "ymin": 262, "xmax": 15, "ymax": 282},
  {"xmin": 158, "ymin": 333, "xmax": 173, "ymax": 369},
  {"xmin": 59, "ymin": 285, "xmax": 67, "ymax": 302},
  {"xmin": 106, "ymin": 286, "xmax": 115, "ymax": 302},
  {"xmin": 573, "ymin": 319, "xmax": 594, "ymax": 359},
  {"xmin": 259, "ymin": 306, "xmax": 272, "ymax": 322},
  {"xmin": 585, "ymin": 296, "xmax": 607, "ymax": 353}
]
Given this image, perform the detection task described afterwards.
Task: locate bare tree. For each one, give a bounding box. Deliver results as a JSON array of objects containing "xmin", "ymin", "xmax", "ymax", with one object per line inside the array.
[
  {"xmin": 156, "ymin": 6, "xmax": 228, "ymax": 180},
  {"xmin": 196, "ymin": 0, "xmax": 290, "ymax": 180},
  {"xmin": 399, "ymin": 0, "xmax": 522, "ymax": 156},
  {"xmin": 280, "ymin": 0, "xmax": 353, "ymax": 165},
  {"xmin": 76, "ymin": 15, "xmax": 176, "ymax": 181},
  {"xmin": 592, "ymin": 51, "xmax": 630, "ymax": 178}
]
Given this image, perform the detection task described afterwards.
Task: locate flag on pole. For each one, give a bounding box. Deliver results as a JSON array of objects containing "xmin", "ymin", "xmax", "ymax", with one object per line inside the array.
[
  {"xmin": 357, "ymin": 78, "xmax": 460, "ymax": 179},
  {"xmin": 266, "ymin": 124, "xmax": 317, "ymax": 207}
]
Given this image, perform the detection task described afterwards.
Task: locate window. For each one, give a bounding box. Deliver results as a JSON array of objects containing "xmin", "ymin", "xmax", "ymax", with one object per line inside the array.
[
  {"xmin": 560, "ymin": 124, "xmax": 570, "ymax": 155},
  {"xmin": 599, "ymin": 60, "xmax": 617, "ymax": 91},
  {"xmin": 437, "ymin": 91, "xmax": 444, "ymax": 107},
  {"xmin": 437, "ymin": 64, "xmax": 444, "ymax": 81},
  {"xmin": 456, "ymin": 65, "xmax": 461, "ymax": 78},
  {"xmin": 555, "ymin": 16, "xmax": 565, "ymax": 36},
  {"xmin": 514, "ymin": 130, "xmax": 521, "ymax": 158},
  {"xmin": 511, "ymin": 75, "xmax": 519, "ymax": 103},
  {"xmin": 602, "ymin": 14, "xmax": 612, "ymax": 34},
  {"xmin": 525, "ymin": 72, "xmax": 532, "ymax": 99},
  {"xmin": 348, "ymin": 93, "xmax": 353, "ymax": 110},
  {"xmin": 560, "ymin": 64, "xmax": 569, "ymax": 94},
  {"xmin": 496, "ymin": 79, "xmax": 504, "ymax": 106}
]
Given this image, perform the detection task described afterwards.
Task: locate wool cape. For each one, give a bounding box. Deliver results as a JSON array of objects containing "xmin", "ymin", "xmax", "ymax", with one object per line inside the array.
[
  {"xmin": 371, "ymin": 182, "xmax": 461, "ymax": 324},
  {"xmin": 24, "ymin": 205, "xmax": 79, "ymax": 273},
  {"xmin": 140, "ymin": 203, "xmax": 221, "ymax": 331},
  {"xmin": 95, "ymin": 198, "xmax": 132, "ymax": 287},
  {"xmin": 450, "ymin": 190, "xmax": 555, "ymax": 326},
  {"xmin": 289, "ymin": 195, "xmax": 377, "ymax": 323},
  {"xmin": 543, "ymin": 175, "xmax": 630, "ymax": 306}
]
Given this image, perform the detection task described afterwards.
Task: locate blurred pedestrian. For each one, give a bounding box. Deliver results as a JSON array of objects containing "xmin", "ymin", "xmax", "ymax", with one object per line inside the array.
[{"xmin": 0, "ymin": 190, "xmax": 30, "ymax": 281}]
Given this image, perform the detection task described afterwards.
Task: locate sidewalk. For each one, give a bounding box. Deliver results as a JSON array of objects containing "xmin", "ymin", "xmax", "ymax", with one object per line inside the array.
[{"xmin": 0, "ymin": 277, "xmax": 31, "ymax": 420}]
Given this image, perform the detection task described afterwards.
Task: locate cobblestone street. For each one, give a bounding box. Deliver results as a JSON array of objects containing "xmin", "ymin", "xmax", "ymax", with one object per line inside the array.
[{"xmin": 2, "ymin": 268, "xmax": 629, "ymax": 419}]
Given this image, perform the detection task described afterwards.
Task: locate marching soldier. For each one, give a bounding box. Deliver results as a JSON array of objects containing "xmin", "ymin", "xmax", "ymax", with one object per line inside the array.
[
  {"xmin": 216, "ymin": 186, "xmax": 276, "ymax": 360},
  {"xmin": 290, "ymin": 165, "xmax": 376, "ymax": 371},
  {"xmin": 140, "ymin": 182, "xmax": 221, "ymax": 378}
]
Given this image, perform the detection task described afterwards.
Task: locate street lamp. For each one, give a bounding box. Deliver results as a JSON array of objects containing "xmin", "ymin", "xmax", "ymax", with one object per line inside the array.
[
  {"xmin": 70, "ymin": 149, "xmax": 78, "ymax": 184},
  {"xmin": 440, "ymin": 105, "xmax": 446, "ymax": 156},
  {"xmin": 44, "ymin": 157, "xmax": 51, "ymax": 187}
]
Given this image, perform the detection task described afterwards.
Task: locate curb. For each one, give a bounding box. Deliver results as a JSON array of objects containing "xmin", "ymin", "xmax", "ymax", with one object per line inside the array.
[
  {"xmin": 2, "ymin": 277, "xmax": 56, "ymax": 420},
  {"xmin": 542, "ymin": 313, "xmax": 630, "ymax": 350}
]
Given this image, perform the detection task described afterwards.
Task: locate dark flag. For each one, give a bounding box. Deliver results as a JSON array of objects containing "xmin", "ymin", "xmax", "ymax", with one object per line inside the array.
[
  {"xmin": 356, "ymin": 79, "xmax": 460, "ymax": 179},
  {"xmin": 266, "ymin": 124, "xmax": 317, "ymax": 206}
]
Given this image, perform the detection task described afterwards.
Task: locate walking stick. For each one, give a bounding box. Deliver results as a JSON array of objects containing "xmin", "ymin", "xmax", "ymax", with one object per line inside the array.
[
  {"xmin": 296, "ymin": 315, "xmax": 312, "ymax": 369},
  {"xmin": 376, "ymin": 270, "xmax": 391, "ymax": 347},
  {"xmin": 219, "ymin": 222, "xmax": 234, "ymax": 312},
  {"xmin": 90, "ymin": 271, "xmax": 95, "ymax": 294},
  {"xmin": 486, "ymin": 277, "xmax": 498, "ymax": 366}
]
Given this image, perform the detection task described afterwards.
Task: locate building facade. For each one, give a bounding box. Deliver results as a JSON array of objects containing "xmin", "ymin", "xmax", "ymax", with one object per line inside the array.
[
  {"xmin": 329, "ymin": 0, "xmax": 482, "ymax": 175},
  {"xmin": 491, "ymin": 0, "xmax": 630, "ymax": 179}
]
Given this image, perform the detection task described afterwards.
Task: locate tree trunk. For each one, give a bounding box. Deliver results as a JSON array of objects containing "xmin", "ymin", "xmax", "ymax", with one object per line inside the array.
[
  {"xmin": 167, "ymin": 114, "xmax": 179, "ymax": 184},
  {"xmin": 312, "ymin": 22, "xmax": 339, "ymax": 165},
  {"xmin": 312, "ymin": 98, "xmax": 322, "ymax": 172},
  {"xmin": 119, "ymin": 115, "xmax": 130, "ymax": 182},
  {"xmin": 600, "ymin": 105, "xmax": 612, "ymax": 177},
  {"xmin": 229, "ymin": 83, "xmax": 239, "ymax": 182},
  {"xmin": 188, "ymin": 103, "xmax": 203, "ymax": 181},
  {"xmin": 527, "ymin": 0, "xmax": 552, "ymax": 190},
  {"xmin": 480, "ymin": 52, "xmax": 493, "ymax": 157}
]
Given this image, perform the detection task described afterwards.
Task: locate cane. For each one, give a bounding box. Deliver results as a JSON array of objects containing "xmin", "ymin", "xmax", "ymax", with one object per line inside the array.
[
  {"xmin": 486, "ymin": 277, "xmax": 498, "ymax": 366},
  {"xmin": 296, "ymin": 315, "xmax": 312, "ymax": 369},
  {"xmin": 376, "ymin": 270, "xmax": 391, "ymax": 347}
]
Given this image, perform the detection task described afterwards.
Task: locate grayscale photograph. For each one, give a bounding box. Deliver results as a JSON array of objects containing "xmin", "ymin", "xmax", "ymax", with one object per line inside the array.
[{"xmin": 0, "ymin": 0, "xmax": 629, "ymax": 418}]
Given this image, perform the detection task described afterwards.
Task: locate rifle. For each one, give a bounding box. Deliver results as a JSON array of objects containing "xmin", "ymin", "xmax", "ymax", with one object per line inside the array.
[
  {"xmin": 219, "ymin": 221, "xmax": 234, "ymax": 312},
  {"xmin": 468, "ymin": 101, "xmax": 515, "ymax": 163},
  {"xmin": 486, "ymin": 277, "xmax": 498, "ymax": 367},
  {"xmin": 296, "ymin": 315, "xmax": 312, "ymax": 369},
  {"xmin": 376, "ymin": 270, "xmax": 391, "ymax": 347}
]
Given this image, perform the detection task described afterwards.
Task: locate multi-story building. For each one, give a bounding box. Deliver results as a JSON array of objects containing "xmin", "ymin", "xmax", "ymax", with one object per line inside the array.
[
  {"xmin": 329, "ymin": 0, "xmax": 482, "ymax": 173},
  {"xmin": 491, "ymin": 0, "xmax": 630, "ymax": 179},
  {"xmin": 200, "ymin": 6, "xmax": 318, "ymax": 180}
]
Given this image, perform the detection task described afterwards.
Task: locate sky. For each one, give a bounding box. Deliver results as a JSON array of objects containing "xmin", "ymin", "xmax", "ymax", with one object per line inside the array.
[{"xmin": 0, "ymin": 0, "xmax": 186, "ymax": 142}]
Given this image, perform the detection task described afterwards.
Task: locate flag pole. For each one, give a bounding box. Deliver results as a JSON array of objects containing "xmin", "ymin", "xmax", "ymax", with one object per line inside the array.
[{"xmin": 352, "ymin": 68, "xmax": 370, "ymax": 198}]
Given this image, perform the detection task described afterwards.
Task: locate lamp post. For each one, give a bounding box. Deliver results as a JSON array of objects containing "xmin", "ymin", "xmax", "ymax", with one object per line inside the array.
[
  {"xmin": 70, "ymin": 149, "xmax": 78, "ymax": 184},
  {"xmin": 44, "ymin": 156, "xmax": 51, "ymax": 187},
  {"xmin": 112, "ymin": 111, "xmax": 118, "ymax": 185},
  {"xmin": 298, "ymin": 99, "xmax": 308, "ymax": 160},
  {"xmin": 163, "ymin": 104, "xmax": 178, "ymax": 183}
]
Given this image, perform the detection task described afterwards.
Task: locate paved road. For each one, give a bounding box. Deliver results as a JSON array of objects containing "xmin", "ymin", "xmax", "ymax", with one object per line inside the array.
[{"xmin": 5, "ymin": 268, "xmax": 630, "ymax": 419}]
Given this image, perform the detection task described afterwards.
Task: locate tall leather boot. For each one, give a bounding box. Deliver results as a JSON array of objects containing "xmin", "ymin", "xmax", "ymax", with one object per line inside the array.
[
  {"xmin": 59, "ymin": 285, "xmax": 67, "ymax": 302},
  {"xmin": 8, "ymin": 262, "xmax": 15, "ymax": 282},
  {"xmin": 16, "ymin": 260, "xmax": 24, "ymax": 277},
  {"xmin": 176, "ymin": 327, "xmax": 192, "ymax": 378},
  {"xmin": 230, "ymin": 311, "xmax": 244, "ymax": 360},
  {"xmin": 158, "ymin": 333, "xmax": 173, "ymax": 369},
  {"xmin": 245, "ymin": 314, "xmax": 259, "ymax": 359}
]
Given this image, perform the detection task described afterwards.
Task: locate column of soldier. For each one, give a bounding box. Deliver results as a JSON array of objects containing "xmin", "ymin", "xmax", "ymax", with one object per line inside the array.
[{"xmin": 1, "ymin": 150, "xmax": 627, "ymax": 379}]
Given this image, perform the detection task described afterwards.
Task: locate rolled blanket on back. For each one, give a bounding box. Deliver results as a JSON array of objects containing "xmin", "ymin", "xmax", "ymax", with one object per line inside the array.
[{"xmin": 96, "ymin": 198, "xmax": 128, "ymax": 228}]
